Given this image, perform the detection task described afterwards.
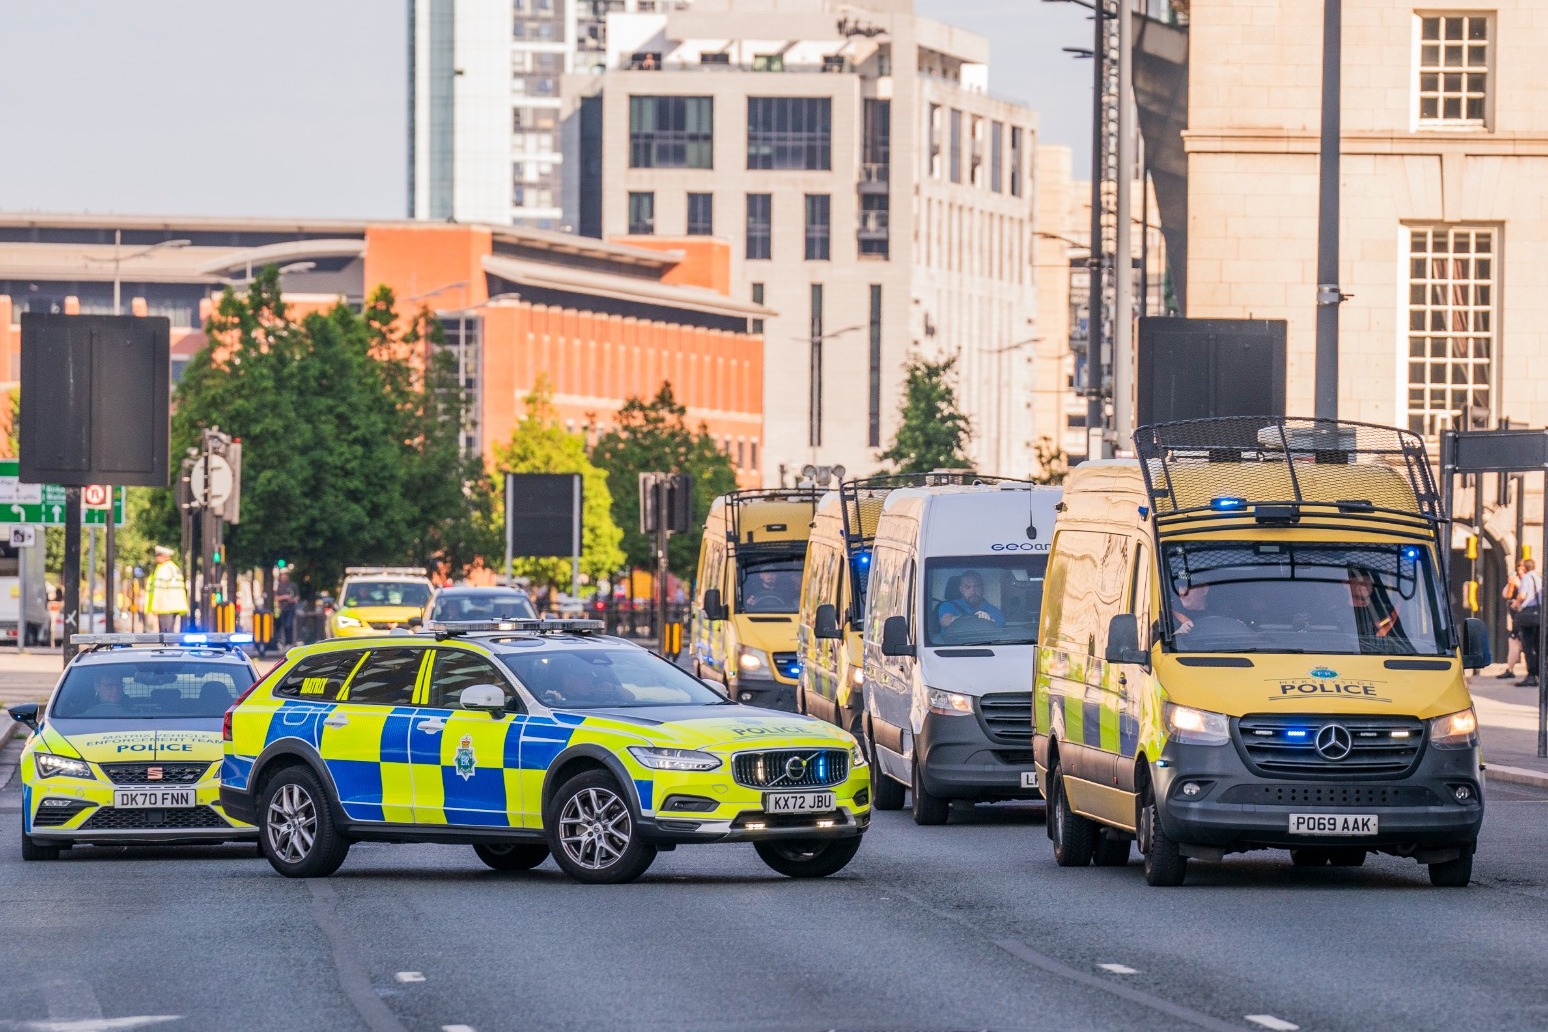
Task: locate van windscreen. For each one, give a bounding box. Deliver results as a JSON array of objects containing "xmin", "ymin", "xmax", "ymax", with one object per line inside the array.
[
  {"xmin": 1163, "ymin": 542, "xmax": 1448, "ymax": 656},
  {"xmin": 737, "ymin": 546, "xmax": 807, "ymax": 614},
  {"xmin": 925, "ymin": 554, "xmax": 1047, "ymax": 647}
]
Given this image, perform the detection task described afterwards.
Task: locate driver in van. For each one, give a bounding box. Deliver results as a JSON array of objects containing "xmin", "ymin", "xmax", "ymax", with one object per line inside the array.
[
  {"xmin": 744, "ymin": 570, "xmax": 796, "ymax": 610},
  {"xmin": 938, "ymin": 572, "xmax": 1005, "ymax": 628},
  {"xmin": 1171, "ymin": 583, "xmax": 1211, "ymax": 636},
  {"xmin": 1348, "ymin": 566, "xmax": 1409, "ymax": 650}
]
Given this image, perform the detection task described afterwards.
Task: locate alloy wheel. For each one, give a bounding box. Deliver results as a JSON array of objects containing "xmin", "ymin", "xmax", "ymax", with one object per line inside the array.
[
  {"xmin": 558, "ymin": 786, "xmax": 632, "ymax": 870},
  {"xmin": 266, "ymin": 782, "xmax": 318, "ymax": 864}
]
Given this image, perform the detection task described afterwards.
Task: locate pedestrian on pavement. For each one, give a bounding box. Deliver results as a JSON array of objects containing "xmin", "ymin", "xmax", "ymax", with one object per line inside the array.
[
  {"xmin": 146, "ymin": 546, "xmax": 190, "ymax": 634},
  {"xmin": 1514, "ymin": 558, "xmax": 1542, "ymax": 688},
  {"xmin": 273, "ymin": 570, "xmax": 300, "ymax": 647},
  {"xmin": 464, "ymin": 554, "xmax": 498, "ymax": 587},
  {"xmin": 427, "ymin": 555, "xmax": 451, "ymax": 589},
  {"xmin": 1498, "ymin": 561, "xmax": 1527, "ymax": 678}
]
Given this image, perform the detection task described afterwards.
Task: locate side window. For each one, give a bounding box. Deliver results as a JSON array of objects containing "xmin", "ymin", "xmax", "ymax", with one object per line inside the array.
[
  {"xmin": 694, "ymin": 535, "xmax": 712, "ymax": 604},
  {"xmin": 274, "ymin": 651, "xmax": 362, "ymax": 699},
  {"xmin": 1131, "ymin": 542, "xmax": 1153, "ymax": 649},
  {"xmin": 426, "ymin": 650, "xmax": 520, "ymax": 711},
  {"xmin": 342, "ymin": 649, "xmax": 424, "ymax": 706},
  {"xmin": 1094, "ymin": 533, "xmax": 1131, "ymax": 654}
]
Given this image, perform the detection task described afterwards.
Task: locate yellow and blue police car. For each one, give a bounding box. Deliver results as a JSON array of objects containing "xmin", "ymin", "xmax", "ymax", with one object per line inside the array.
[
  {"xmin": 8, "ymin": 633, "xmax": 259, "ymax": 860},
  {"xmin": 221, "ymin": 619, "xmax": 871, "ymax": 884}
]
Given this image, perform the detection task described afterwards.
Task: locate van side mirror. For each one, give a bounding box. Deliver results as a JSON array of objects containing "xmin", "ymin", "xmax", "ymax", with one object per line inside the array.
[
  {"xmin": 702, "ymin": 588, "xmax": 728, "ymax": 622},
  {"xmin": 813, "ymin": 603, "xmax": 842, "ymax": 640},
  {"xmin": 7, "ymin": 702, "xmax": 39, "ymax": 731},
  {"xmin": 881, "ymin": 615, "xmax": 914, "ymax": 657},
  {"xmin": 1104, "ymin": 614, "xmax": 1150, "ymax": 666},
  {"xmin": 1461, "ymin": 617, "xmax": 1491, "ymax": 670}
]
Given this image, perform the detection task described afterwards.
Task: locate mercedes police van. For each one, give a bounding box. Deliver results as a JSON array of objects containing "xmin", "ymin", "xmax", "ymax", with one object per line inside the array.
[
  {"xmin": 1035, "ymin": 417, "xmax": 1487, "ymax": 886},
  {"xmin": 861, "ymin": 480, "xmax": 1061, "ymax": 824}
]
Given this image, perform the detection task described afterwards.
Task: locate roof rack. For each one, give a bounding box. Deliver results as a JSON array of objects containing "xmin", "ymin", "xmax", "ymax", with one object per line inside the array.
[
  {"xmin": 426, "ymin": 618, "xmax": 605, "ymax": 640},
  {"xmin": 723, "ymin": 487, "xmax": 820, "ymax": 548},
  {"xmin": 1133, "ymin": 416, "xmax": 1443, "ymax": 539},
  {"xmin": 344, "ymin": 566, "xmax": 429, "ymax": 578},
  {"xmin": 71, "ymin": 632, "xmax": 255, "ymax": 654}
]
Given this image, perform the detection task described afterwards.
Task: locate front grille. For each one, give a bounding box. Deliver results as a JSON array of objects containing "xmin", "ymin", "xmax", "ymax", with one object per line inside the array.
[
  {"xmin": 33, "ymin": 800, "xmax": 94, "ymax": 827},
  {"xmin": 1235, "ymin": 714, "xmax": 1427, "ymax": 778},
  {"xmin": 79, "ymin": 805, "xmax": 230, "ymax": 830},
  {"xmin": 1217, "ymin": 784, "xmax": 1440, "ymax": 807},
  {"xmin": 977, "ymin": 692, "xmax": 1034, "ymax": 746},
  {"xmin": 100, "ymin": 762, "xmax": 212, "ymax": 785},
  {"xmin": 732, "ymin": 749, "xmax": 848, "ymax": 789},
  {"xmin": 772, "ymin": 652, "xmax": 801, "ymax": 679}
]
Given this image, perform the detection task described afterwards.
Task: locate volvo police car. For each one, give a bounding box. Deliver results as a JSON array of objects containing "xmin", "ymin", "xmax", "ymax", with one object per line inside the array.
[
  {"xmin": 221, "ymin": 620, "xmax": 870, "ymax": 884},
  {"xmin": 8, "ymin": 633, "xmax": 259, "ymax": 860}
]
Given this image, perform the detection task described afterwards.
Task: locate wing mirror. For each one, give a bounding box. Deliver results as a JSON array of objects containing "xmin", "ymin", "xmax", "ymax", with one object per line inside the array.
[
  {"xmin": 813, "ymin": 603, "xmax": 842, "ymax": 640},
  {"xmin": 459, "ymin": 684, "xmax": 508, "ymax": 716},
  {"xmin": 1461, "ymin": 617, "xmax": 1492, "ymax": 670},
  {"xmin": 1104, "ymin": 613, "xmax": 1150, "ymax": 666},
  {"xmin": 7, "ymin": 702, "xmax": 39, "ymax": 732},
  {"xmin": 702, "ymin": 588, "xmax": 728, "ymax": 622},
  {"xmin": 880, "ymin": 615, "xmax": 914, "ymax": 658}
]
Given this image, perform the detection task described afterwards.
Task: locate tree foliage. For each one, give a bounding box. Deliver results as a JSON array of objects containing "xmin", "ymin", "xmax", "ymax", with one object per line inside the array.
[
  {"xmin": 877, "ymin": 353, "xmax": 975, "ymax": 474},
  {"xmin": 590, "ymin": 382, "xmax": 739, "ymax": 577},
  {"xmin": 489, "ymin": 378, "xmax": 624, "ymax": 588}
]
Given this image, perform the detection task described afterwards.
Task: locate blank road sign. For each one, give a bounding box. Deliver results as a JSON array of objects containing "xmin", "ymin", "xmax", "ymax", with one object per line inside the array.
[{"xmin": 506, "ymin": 473, "xmax": 582, "ymax": 558}]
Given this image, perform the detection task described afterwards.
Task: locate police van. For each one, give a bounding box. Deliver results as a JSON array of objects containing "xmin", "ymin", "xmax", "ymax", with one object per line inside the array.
[
  {"xmin": 691, "ymin": 489, "xmax": 819, "ymax": 711},
  {"xmin": 1035, "ymin": 417, "xmax": 1487, "ymax": 886},
  {"xmin": 861, "ymin": 481, "xmax": 1061, "ymax": 824}
]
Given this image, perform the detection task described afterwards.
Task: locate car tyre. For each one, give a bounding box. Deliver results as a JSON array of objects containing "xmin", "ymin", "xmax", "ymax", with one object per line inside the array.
[
  {"xmin": 1428, "ymin": 854, "xmax": 1473, "ymax": 887},
  {"xmin": 258, "ymin": 766, "xmax": 350, "ymax": 878},
  {"xmin": 1139, "ymin": 788, "xmax": 1187, "ymax": 887},
  {"xmin": 20, "ymin": 830, "xmax": 60, "ymax": 861},
  {"xmin": 910, "ymin": 756, "xmax": 951, "ymax": 826},
  {"xmin": 1093, "ymin": 831, "xmax": 1133, "ymax": 867},
  {"xmin": 755, "ymin": 836, "xmax": 862, "ymax": 878},
  {"xmin": 473, "ymin": 842, "xmax": 550, "ymax": 871},
  {"xmin": 1049, "ymin": 759, "xmax": 1097, "ymax": 867},
  {"xmin": 865, "ymin": 716, "xmax": 906, "ymax": 811},
  {"xmin": 546, "ymin": 771, "xmax": 657, "ymax": 885}
]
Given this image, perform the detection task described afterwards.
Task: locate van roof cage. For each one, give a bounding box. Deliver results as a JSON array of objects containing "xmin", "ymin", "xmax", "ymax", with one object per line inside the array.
[
  {"xmin": 70, "ymin": 632, "xmax": 255, "ymax": 654},
  {"xmin": 724, "ymin": 488, "xmax": 820, "ymax": 547},
  {"xmin": 1133, "ymin": 416, "xmax": 1443, "ymax": 537},
  {"xmin": 426, "ymin": 618, "xmax": 605, "ymax": 640}
]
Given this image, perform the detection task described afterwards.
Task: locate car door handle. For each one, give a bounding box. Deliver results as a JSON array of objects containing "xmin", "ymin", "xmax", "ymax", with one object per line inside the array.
[
  {"xmin": 322, "ymin": 714, "xmax": 349, "ymax": 728},
  {"xmin": 416, "ymin": 718, "xmax": 446, "ymax": 733}
]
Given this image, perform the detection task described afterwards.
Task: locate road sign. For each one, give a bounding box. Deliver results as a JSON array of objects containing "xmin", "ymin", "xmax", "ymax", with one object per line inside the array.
[
  {"xmin": 0, "ymin": 461, "xmax": 124, "ymax": 526},
  {"xmin": 83, "ymin": 484, "xmax": 111, "ymax": 509},
  {"xmin": 9, "ymin": 526, "xmax": 35, "ymax": 548},
  {"xmin": 190, "ymin": 454, "xmax": 234, "ymax": 507}
]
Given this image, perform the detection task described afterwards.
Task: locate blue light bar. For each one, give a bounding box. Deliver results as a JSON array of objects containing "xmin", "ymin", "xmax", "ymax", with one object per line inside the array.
[
  {"xmin": 1401, "ymin": 545, "xmax": 1421, "ymax": 560},
  {"xmin": 228, "ymin": 633, "xmax": 254, "ymax": 644},
  {"xmin": 1209, "ymin": 496, "xmax": 1248, "ymax": 511},
  {"xmin": 181, "ymin": 633, "xmax": 208, "ymax": 644},
  {"xmin": 1286, "ymin": 729, "xmax": 1309, "ymax": 738}
]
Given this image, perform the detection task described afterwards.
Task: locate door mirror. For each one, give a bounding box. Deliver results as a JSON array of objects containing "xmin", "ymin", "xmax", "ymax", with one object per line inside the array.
[
  {"xmin": 880, "ymin": 615, "xmax": 914, "ymax": 657},
  {"xmin": 7, "ymin": 702, "xmax": 39, "ymax": 731},
  {"xmin": 1104, "ymin": 613, "xmax": 1150, "ymax": 666},
  {"xmin": 702, "ymin": 588, "xmax": 728, "ymax": 622},
  {"xmin": 700, "ymin": 677, "xmax": 729, "ymax": 698},
  {"xmin": 459, "ymin": 684, "xmax": 508, "ymax": 715},
  {"xmin": 813, "ymin": 603, "xmax": 842, "ymax": 640},
  {"xmin": 1461, "ymin": 617, "xmax": 1492, "ymax": 670}
]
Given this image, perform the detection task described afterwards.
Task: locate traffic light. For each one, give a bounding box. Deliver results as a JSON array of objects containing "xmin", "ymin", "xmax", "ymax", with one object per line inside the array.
[
  {"xmin": 276, "ymin": 558, "xmax": 288, "ymax": 569},
  {"xmin": 212, "ymin": 548, "xmax": 223, "ymax": 565},
  {"xmin": 1465, "ymin": 535, "xmax": 1479, "ymax": 560}
]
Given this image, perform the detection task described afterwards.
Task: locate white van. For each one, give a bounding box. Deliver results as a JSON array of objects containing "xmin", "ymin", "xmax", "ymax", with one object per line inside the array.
[{"xmin": 862, "ymin": 483, "xmax": 1061, "ymax": 824}]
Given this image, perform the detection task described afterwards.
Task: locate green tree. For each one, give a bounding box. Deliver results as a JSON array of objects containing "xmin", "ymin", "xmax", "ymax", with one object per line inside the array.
[
  {"xmin": 1032, "ymin": 436, "xmax": 1070, "ymax": 485},
  {"xmin": 490, "ymin": 378, "xmax": 624, "ymax": 588},
  {"xmin": 877, "ymin": 353, "xmax": 975, "ymax": 474},
  {"xmin": 590, "ymin": 382, "xmax": 739, "ymax": 578}
]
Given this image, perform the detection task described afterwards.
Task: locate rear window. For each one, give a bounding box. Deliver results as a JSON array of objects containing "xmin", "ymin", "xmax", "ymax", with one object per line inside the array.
[
  {"xmin": 52, "ymin": 660, "xmax": 255, "ymax": 720},
  {"xmin": 274, "ymin": 651, "xmax": 364, "ymax": 700}
]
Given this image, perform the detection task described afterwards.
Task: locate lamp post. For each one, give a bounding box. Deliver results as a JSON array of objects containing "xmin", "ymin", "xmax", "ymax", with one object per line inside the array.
[{"xmin": 84, "ymin": 233, "xmax": 192, "ymax": 315}]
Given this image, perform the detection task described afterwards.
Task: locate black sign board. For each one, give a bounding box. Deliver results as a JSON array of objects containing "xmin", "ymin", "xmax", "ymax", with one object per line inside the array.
[
  {"xmin": 1442, "ymin": 428, "xmax": 1548, "ymax": 473},
  {"xmin": 19, "ymin": 314, "xmax": 170, "ymax": 486},
  {"xmin": 505, "ymin": 473, "xmax": 582, "ymax": 558},
  {"xmin": 1137, "ymin": 318, "xmax": 1286, "ymax": 426}
]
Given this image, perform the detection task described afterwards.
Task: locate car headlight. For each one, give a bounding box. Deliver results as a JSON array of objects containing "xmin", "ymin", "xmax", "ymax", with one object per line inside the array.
[
  {"xmin": 35, "ymin": 752, "xmax": 95, "ymax": 780},
  {"xmin": 1430, "ymin": 707, "xmax": 1478, "ymax": 749},
  {"xmin": 737, "ymin": 647, "xmax": 772, "ymax": 677},
  {"xmin": 627, "ymin": 746, "xmax": 723, "ymax": 771},
  {"xmin": 850, "ymin": 743, "xmax": 868, "ymax": 767},
  {"xmin": 334, "ymin": 613, "xmax": 362, "ymax": 628},
  {"xmin": 850, "ymin": 667, "xmax": 865, "ymax": 687},
  {"xmin": 927, "ymin": 688, "xmax": 974, "ymax": 716},
  {"xmin": 1164, "ymin": 703, "xmax": 1231, "ymax": 746}
]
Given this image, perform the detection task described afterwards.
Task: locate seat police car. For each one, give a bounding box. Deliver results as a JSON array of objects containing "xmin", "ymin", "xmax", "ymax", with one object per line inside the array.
[
  {"xmin": 8, "ymin": 634, "xmax": 259, "ymax": 860},
  {"xmin": 221, "ymin": 620, "xmax": 870, "ymax": 884}
]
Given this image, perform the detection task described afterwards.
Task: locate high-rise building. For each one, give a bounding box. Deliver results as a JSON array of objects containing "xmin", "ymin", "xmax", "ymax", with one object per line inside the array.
[{"xmin": 563, "ymin": 0, "xmax": 1040, "ymax": 481}]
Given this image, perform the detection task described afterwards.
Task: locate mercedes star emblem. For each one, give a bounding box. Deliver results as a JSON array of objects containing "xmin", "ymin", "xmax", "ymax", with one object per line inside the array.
[{"xmin": 1315, "ymin": 723, "xmax": 1354, "ymax": 761}]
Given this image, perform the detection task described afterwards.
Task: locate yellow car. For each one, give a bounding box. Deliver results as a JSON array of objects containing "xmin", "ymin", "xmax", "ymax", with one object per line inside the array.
[
  {"xmin": 221, "ymin": 620, "xmax": 870, "ymax": 883},
  {"xmin": 9, "ymin": 633, "xmax": 259, "ymax": 860},
  {"xmin": 329, "ymin": 567, "xmax": 434, "ymax": 637}
]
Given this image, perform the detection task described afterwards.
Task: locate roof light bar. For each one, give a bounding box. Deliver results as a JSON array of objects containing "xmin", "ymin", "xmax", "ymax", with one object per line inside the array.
[
  {"xmin": 71, "ymin": 632, "xmax": 254, "ymax": 648},
  {"xmin": 426, "ymin": 618, "xmax": 605, "ymax": 635},
  {"xmin": 1209, "ymin": 496, "xmax": 1248, "ymax": 511}
]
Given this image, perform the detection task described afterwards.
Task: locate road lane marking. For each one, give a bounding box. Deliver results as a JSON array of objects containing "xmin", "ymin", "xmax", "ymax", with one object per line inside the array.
[
  {"xmin": 307, "ymin": 881, "xmax": 410, "ymax": 1032},
  {"xmin": 441, "ymin": 1026, "xmax": 477, "ymax": 1031},
  {"xmin": 0, "ymin": 1019, "xmax": 181, "ymax": 1032},
  {"xmin": 1098, "ymin": 963, "xmax": 1140, "ymax": 975},
  {"xmin": 393, "ymin": 973, "xmax": 425, "ymax": 984},
  {"xmin": 1246, "ymin": 1016, "xmax": 1300, "ymax": 1031}
]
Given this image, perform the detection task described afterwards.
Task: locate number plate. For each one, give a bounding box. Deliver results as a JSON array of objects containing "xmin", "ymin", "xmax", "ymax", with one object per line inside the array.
[
  {"xmin": 1289, "ymin": 813, "xmax": 1378, "ymax": 836},
  {"xmin": 762, "ymin": 791, "xmax": 836, "ymax": 813},
  {"xmin": 1020, "ymin": 771, "xmax": 1039, "ymax": 789},
  {"xmin": 113, "ymin": 788, "xmax": 195, "ymax": 809}
]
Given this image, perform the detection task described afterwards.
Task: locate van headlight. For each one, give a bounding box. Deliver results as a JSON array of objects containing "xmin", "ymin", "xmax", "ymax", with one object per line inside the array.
[
  {"xmin": 35, "ymin": 752, "xmax": 95, "ymax": 780},
  {"xmin": 927, "ymin": 688, "xmax": 974, "ymax": 716},
  {"xmin": 1164, "ymin": 703, "xmax": 1231, "ymax": 746},
  {"xmin": 1430, "ymin": 707, "xmax": 1478, "ymax": 749},
  {"xmin": 737, "ymin": 646, "xmax": 772, "ymax": 678},
  {"xmin": 627, "ymin": 747, "xmax": 722, "ymax": 771},
  {"xmin": 850, "ymin": 667, "xmax": 865, "ymax": 687}
]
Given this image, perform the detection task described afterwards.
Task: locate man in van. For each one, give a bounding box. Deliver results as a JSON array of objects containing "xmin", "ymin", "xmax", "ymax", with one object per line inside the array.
[
  {"xmin": 1171, "ymin": 583, "xmax": 1210, "ymax": 636},
  {"xmin": 1347, "ymin": 566, "xmax": 1409, "ymax": 652},
  {"xmin": 938, "ymin": 572, "xmax": 1004, "ymax": 629}
]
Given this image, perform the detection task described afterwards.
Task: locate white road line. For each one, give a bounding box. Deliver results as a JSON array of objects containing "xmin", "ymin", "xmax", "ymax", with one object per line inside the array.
[
  {"xmin": 441, "ymin": 1026, "xmax": 477, "ymax": 1032},
  {"xmin": 393, "ymin": 973, "xmax": 425, "ymax": 984},
  {"xmin": 0, "ymin": 1019, "xmax": 182, "ymax": 1032},
  {"xmin": 1098, "ymin": 963, "xmax": 1140, "ymax": 975},
  {"xmin": 1246, "ymin": 1015, "xmax": 1300, "ymax": 1031}
]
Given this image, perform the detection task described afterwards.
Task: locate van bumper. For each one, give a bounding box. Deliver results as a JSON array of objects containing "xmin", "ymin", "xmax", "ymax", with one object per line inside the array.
[
  {"xmin": 1153, "ymin": 741, "xmax": 1483, "ymax": 857},
  {"xmin": 733, "ymin": 678, "xmax": 797, "ymax": 712},
  {"xmin": 918, "ymin": 713, "xmax": 1041, "ymax": 801}
]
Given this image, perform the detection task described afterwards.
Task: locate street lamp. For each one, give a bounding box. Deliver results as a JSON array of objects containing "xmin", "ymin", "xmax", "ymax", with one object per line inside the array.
[{"xmin": 84, "ymin": 233, "xmax": 192, "ymax": 315}]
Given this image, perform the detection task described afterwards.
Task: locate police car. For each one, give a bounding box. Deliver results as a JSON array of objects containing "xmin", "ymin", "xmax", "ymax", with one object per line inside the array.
[
  {"xmin": 221, "ymin": 620, "xmax": 870, "ymax": 884},
  {"xmin": 8, "ymin": 634, "xmax": 260, "ymax": 860}
]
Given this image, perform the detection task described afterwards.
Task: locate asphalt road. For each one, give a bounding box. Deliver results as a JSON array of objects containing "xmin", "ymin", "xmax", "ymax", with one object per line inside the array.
[{"xmin": 5, "ymin": 759, "xmax": 1548, "ymax": 1032}]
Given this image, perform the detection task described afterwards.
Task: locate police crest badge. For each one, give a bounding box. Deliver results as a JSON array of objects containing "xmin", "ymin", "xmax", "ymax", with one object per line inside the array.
[{"xmin": 455, "ymin": 734, "xmax": 477, "ymax": 780}]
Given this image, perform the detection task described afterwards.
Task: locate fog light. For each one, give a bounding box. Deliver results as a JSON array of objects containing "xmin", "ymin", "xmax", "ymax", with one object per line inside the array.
[
  {"xmin": 1181, "ymin": 782, "xmax": 1201, "ymax": 797},
  {"xmin": 1454, "ymin": 785, "xmax": 1474, "ymax": 802},
  {"xmin": 739, "ymin": 691, "xmax": 753, "ymax": 702}
]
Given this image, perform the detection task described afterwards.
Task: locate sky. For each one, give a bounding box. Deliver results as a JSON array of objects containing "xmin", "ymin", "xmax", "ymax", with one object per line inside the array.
[{"xmin": 0, "ymin": 0, "xmax": 1092, "ymax": 220}]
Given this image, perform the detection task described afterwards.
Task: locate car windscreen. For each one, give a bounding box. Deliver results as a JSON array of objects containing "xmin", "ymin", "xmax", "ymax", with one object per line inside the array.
[
  {"xmin": 924, "ymin": 554, "xmax": 1047, "ymax": 647},
  {"xmin": 51, "ymin": 661, "xmax": 256, "ymax": 720},
  {"xmin": 499, "ymin": 648, "xmax": 728, "ymax": 709},
  {"xmin": 342, "ymin": 581, "xmax": 431, "ymax": 608},
  {"xmin": 1162, "ymin": 541, "xmax": 1449, "ymax": 656},
  {"xmin": 430, "ymin": 591, "xmax": 537, "ymax": 622},
  {"xmin": 736, "ymin": 546, "xmax": 806, "ymax": 614}
]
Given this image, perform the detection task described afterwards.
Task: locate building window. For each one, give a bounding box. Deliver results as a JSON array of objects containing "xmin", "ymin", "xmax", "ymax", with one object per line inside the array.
[
  {"xmin": 809, "ymin": 284, "xmax": 824, "ymax": 447},
  {"xmin": 628, "ymin": 96, "xmax": 714, "ymax": 168},
  {"xmin": 753, "ymin": 53, "xmax": 785, "ymax": 72},
  {"xmin": 804, "ymin": 194, "xmax": 831, "ymax": 260},
  {"xmin": 990, "ymin": 121, "xmax": 1004, "ymax": 193},
  {"xmin": 746, "ymin": 193, "xmax": 772, "ymax": 259},
  {"xmin": 750, "ymin": 439, "xmax": 759, "ymax": 471},
  {"xmin": 863, "ymin": 98, "xmax": 891, "ymax": 181},
  {"xmin": 928, "ymin": 104, "xmax": 943, "ymax": 179},
  {"xmin": 687, "ymin": 192, "xmax": 714, "ymax": 235},
  {"xmin": 949, "ymin": 109, "xmax": 962, "ymax": 183},
  {"xmin": 868, "ymin": 285, "xmax": 882, "ymax": 447},
  {"xmin": 858, "ymin": 194, "xmax": 889, "ymax": 258},
  {"xmin": 1406, "ymin": 225, "xmax": 1496, "ymax": 437},
  {"xmin": 751, "ymin": 282, "xmax": 765, "ymax": 334},
  {"xmin": 969, "ymin": 116, "xmax": 984, "ymax": 186},
  {"xmin": 628, "ymin": 191, "xmax": 655, "ymax": 234},
  {"xmin": 1417, "ymin": 14, "xmax": 1490, "ymax": 126},
  {"xmin": 747, "ymin": 97, "xmax": 831, "ymax": 170},
  {"xmin": 1010, "ymin": 127, "xmax": 1024, "ymax": 197}
]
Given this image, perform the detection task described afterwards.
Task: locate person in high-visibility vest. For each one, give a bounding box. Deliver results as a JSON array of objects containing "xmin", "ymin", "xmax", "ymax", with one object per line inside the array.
[{"xmin": 146, "ymin": 545, "xmax": 190, "ymax": 633}]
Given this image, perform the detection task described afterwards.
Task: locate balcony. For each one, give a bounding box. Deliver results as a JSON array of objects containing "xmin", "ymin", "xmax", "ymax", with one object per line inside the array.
[{"xmin": 859, "ymin": 163, "xmax": 890, "ymax": 193}]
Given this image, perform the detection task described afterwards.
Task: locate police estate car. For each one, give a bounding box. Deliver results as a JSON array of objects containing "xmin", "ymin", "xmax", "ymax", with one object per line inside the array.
[
  {"xmin": 221, "ymin": 620, "xmax": 870, "ymax": 884},
  {"xmin": 9, "ymin": 634, "xmax": 259, "ymax": 860}
]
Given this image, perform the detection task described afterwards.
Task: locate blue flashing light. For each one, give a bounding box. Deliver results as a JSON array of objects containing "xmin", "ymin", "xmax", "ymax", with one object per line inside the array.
[
  {"xmin": 856, "ymin": 550, "xmax": 871, "ymax": 566},
  {"xmin": 229, "ymin": 633, "xmax": 254, "ymax": 644},
  {"xmin": 1286, "ymin": 729, "xmax": 1309, "ymax": 738},
  {"xmin": 1209, "ymin": 496, "xmax": 1248, "ymax": 511},
  {"xmin": 181, "ymin": 633, "xmax": 208, "ymax": 644},
  {"xmin": 1401, "ymin": 545, "xmax": 1422, "ymax": 560}
]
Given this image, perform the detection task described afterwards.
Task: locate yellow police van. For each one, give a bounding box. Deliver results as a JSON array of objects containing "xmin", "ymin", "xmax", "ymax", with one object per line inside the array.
[
  {"xmin": 796, "ymin": 483, "xmax": 880, "ymax": 734},
  {"xmin": 690, "ymin": 489, "xmax": 819, "ymax": 710},
  {"xmin": 1035, "ymin": 417, "xmax": 1488, "ymax": 886}
]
